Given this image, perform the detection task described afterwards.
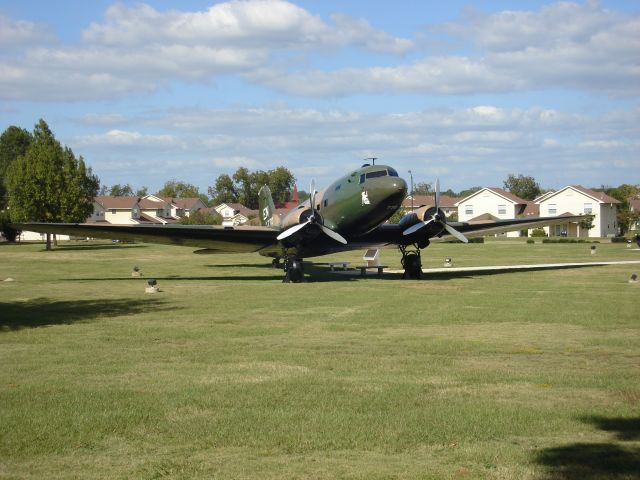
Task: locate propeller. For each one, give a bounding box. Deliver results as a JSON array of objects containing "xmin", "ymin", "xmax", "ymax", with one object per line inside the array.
[
  {"xmin": 402, "ymin": 178, "xmax": 469, "ymax": 243},
  {"xmin": 276, "ymin": 180, "xmax": 348, "ymax": 245}
]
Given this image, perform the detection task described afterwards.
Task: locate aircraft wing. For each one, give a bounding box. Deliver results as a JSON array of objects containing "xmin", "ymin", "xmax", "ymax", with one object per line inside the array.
[
  {"xmin": 14, "ymin": 222, "xmax": 280, "ymax": 253},
  {"xmin": 359, "ymin": 214, "xmax": 591, "ymax": 244},
  {"xmin": 449, "ymin": 214, "xmax": 589, "ymax": 240}
]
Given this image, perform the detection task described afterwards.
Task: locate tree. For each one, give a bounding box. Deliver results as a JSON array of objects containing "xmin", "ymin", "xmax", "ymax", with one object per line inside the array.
[
  {"xmin": 503, "ymin": 174, "xmax": 541, "ymax": 201},
  {"xmin": 6, "ymin": 119, "xmax": 99, "ymax": 249},
  {"xmin": 0, "ymin": 126, "xmax": 32, "ymax": 209},
  {"xmin": 158, "ymin": 180, "xmax": 200, "ymax": 198},
  {"xmin": 136, "ymin": 186, "xmax": 148, "ymax": 197},
  {"xmin": 208, "ymin": 174, "xmax": 237, "ymax": 205},
  {"xmin": 99, "ymin": 183, "xmax": 134, "ymax": 196},
  {"xmin": 178, "ymin": 209, "xmax": 221, "ymax": 225},
  {"xmin": 209, "ymin": 166, "xmax": 296, "ymax": 209},
  {"xmin": 413, "ymin": 182, "xmax": 432, "ymax": 196},
  {"xmin": 457, "ymin": 186, "xmax": 483, "ymax": 199}
]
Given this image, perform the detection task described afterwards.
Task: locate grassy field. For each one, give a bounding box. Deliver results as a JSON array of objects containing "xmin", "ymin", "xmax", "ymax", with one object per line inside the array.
[{"xmin": 1, "ymin": 239, "xmax": 639, "ymax": 479}]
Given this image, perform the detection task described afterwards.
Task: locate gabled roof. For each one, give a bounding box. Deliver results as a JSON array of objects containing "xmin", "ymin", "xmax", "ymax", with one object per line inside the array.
[
  {"xmin": 521, "ymin": 202, "xmax": 539, "ymax": 217},
  {"xmin": 455, "ymin": 187, "xmax": 527, "ymax": 206},
  {"xmin": 94, "ymin": 196, "xmax": 139, "ymax": 209},
  {"xmin": 539, "ymin": 185, "xmax": 621, "ymax": 204},
  {"xmin": 629, "ymin": 197, "xmax": 640, "ymax": 211},
  {"xmin": 138, "ymin": 197, "xmax": 168, "ymax": 209},
  {"xmin": 162, "ymin": 197, "xmax": 205, "ymax": 209}
]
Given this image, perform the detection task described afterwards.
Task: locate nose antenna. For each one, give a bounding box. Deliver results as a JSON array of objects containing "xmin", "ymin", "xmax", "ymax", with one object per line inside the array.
[{"xmin": 363, "ymin": 157, "xmax": 377, "ymax": 165}]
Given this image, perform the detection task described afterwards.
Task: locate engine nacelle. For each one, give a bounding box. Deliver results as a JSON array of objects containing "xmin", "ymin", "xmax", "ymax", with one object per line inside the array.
[{"xmin": 280, "ymin": 206, "xmax": 313, "ymax": 230}]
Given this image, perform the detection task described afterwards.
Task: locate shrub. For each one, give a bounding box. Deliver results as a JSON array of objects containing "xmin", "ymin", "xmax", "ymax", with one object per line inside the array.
[
  {"xmin": 531, "ymin": 228, "xmax": 547, "ymax": 237},
  {"xmin": 526, "ymin": 239, "xmax": 535, "ymax": 244},
  {"xmin": 611, "ymin": 237, "xmax": 627, "ymax": 243}
]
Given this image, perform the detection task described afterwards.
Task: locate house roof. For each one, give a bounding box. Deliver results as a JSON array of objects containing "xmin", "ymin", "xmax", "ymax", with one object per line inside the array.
[
  {"xmin": 455, "ymin": 187, "xmax": 528, "ymax": 206},
  {"xmin": 138, "ymin": 197, "xmax": 168, "ymax": 209},
  {"xmin": 521, "ymin": 202, "xmax": 540, "ymax": 217},
  {"xmin": 94, "ymin": 196, "xmax": 139, "ymax": 209},
  {"xmin": 403, "ymin": 195, "xmax": 461, "ymax": 208},
  {"xmin": 540, "ymin": 185, "xmax": 621, "ymax": 204},
  {"xmin": 163, "ymin": 197, "xmax": 204, "ymax": 209},
  {"xmin": 629, "ymin": 197, "xmax": 640, "ymax": 211}
]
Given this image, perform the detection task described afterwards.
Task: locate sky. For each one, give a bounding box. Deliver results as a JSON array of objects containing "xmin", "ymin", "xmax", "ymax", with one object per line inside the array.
[{"xmin": 0, "ymin": 0, "xmax": 638, "ymax": 196}]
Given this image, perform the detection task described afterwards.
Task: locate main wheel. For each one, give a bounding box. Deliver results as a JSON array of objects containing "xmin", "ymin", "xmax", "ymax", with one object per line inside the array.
[
  {"xmin": 402, "ymin": 252, "xmax": 422, "ymax": 279},
  {"xmin": 288, "ymin": 259, "xmax": 304, "ymax": 283}
]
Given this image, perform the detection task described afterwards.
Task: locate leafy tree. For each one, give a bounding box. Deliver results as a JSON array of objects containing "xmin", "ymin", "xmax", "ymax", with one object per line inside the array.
[
  {"xmin": 457, "ymin": 186, "xmax": 483, "ymax": 199},
  {"xmin": 178, "ymin": 209, "xmax": 221, "ymax": 225},
  {"xmin": 99, "ymin": 183, "xmax": 134, "ymax": 196},
  {"xmin": 413, "ymin": 182, "xmax": 432, "ymax": 196},
  {"xmin": 208, "ymin": 174, "xmax": 237, "ymax": 205},
  {"xmin": 6, "ymin": 119, "xmax": 99, "ymax": 250},
  {"xmin": 503, "ymin": 174, "xmax": 541, "ymax": 200},
  {"xmin": 136, "ymin": 186, "xmax": 148, "ymax": 197},
  {"xmin": 0, "ymin": 126, "xmax": 33, "ymax": 209},
  {"xmin": 158, "ymin": 179, "xmax": 200, "ymax": 198},
  {"xmin": 267, "ymin": 166, "xmax": 295, "ymax": 205},
  {"xmin": 209, "ymin": 166, "xmax": 295, "ymax": 209}
]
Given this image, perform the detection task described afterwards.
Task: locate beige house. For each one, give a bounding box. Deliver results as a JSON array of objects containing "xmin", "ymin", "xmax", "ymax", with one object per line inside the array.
[
  {"xmin": 214, "ymin": 202, "xmax": 257, "ymax": 226},
  {"xmin": 455, "ymin": 188, "xmax": 530, "ymax": 237},
  {"xmin": 537, "ymin": 186, "xmax": 620, "ymax": 237},
  {"xmin": 91, "ymin": 196, "xmax": 140, "ymax": 224}
]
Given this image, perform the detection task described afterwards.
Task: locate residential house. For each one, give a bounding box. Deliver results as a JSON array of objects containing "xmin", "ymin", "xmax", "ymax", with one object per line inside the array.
[
  {"xmin": 90, "ymin": 196, "xmax": 140, "ymax": 224},
  {"xmin": 455, "ymin": 188, "xmax": 529, "ymax": 237},
  {"xmin": 214, "ymin": 202, "xmax": 257, "ymax": 226},
  {"xmin": 163, "ymin": 197, "xmax": 207, "ymax": 218},
  {"xmin": 537, "ymin": 186, "xmax": 620, "ymax": 237}
]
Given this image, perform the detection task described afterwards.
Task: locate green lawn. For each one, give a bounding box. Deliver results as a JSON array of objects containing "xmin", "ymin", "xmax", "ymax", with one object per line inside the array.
[{"xmin": 1, "ymin": 240, "xmax": 639, "ymax": 479}]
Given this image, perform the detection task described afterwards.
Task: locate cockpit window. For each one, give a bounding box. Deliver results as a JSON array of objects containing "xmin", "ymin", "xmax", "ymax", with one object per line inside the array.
[
  {"xmin": 359, "ymin": 174, "xmax": 365, "ymax": 184},
  {"xmin": 387, "ymin": 167, "xmax": 399, "ymax": 177},
  {"xmin": 365, "ymin": 170, "xmax": 387, "ymax": 179}
]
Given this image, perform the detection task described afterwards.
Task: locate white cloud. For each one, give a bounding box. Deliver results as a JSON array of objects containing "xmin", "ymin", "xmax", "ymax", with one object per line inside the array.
[
  {"xmin": 0, "ymin": 1, "xmax": 412, "ymax": 100},
  {"xmin": 75, "ymin": 129, "xmax": 178, "ymax": 148},
  {"xmin": 0, "ymin": 15, "xmax": 55, "ymax": 47},
  {"xmin": 252, "ymin": 1, "xmax": 640, "ymax": 97}
]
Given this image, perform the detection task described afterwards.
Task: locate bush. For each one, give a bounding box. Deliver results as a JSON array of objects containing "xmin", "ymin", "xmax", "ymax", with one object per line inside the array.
[
  {"xmin": 611, "ymin": 237, "xmax": 627, "ymax": 243},
  {"xmin": 531, "ymin": 228, "xmax": 547, "ymax": 237},
  {"xmin": 526, "ymin": 239, "xmax": 535, "ymax": 244}
]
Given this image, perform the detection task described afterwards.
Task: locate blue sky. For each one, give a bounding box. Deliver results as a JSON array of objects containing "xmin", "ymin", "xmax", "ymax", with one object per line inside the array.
[{"xmin": 1, "ymin": 0, "xmax": 638, "ymax": 195}]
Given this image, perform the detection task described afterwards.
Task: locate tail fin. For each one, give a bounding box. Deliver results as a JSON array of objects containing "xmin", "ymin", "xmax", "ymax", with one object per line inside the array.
[{"xmin": 258, "ymin": 185, "xmax": 280, "ymax": 228}]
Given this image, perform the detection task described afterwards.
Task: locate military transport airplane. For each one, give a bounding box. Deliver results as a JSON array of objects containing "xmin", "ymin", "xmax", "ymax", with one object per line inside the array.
[{"xmin": 17, "ymin": 162, "xmax": 587, "ymax": 282}]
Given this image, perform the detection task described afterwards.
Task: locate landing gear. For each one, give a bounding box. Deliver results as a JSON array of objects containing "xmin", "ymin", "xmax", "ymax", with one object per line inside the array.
[
  {"xmin": 283, "ymin": 254, "xmax": 305, "ymax": 283},
  {"xmin": 271, "ymin": 258, "xmax": 280, "ymax": 269},
  {"xmin": 400, "ymin": 245, "xmax": 422, "ymax": 279}
]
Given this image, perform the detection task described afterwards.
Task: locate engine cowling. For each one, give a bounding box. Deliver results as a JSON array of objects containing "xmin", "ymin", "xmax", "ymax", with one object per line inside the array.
[{"xmin": 280, "ymin": 205, "xmax": 313, "ymax": 230}]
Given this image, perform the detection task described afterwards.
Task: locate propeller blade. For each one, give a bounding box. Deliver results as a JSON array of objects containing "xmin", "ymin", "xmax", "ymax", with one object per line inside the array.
[
  {"xmin": 276, "ymin": 220, "xmax": 309, "ymax": 241},
  {"xmin": 402, "ymin": 218, "xmax": 435, "ymax": 236},
  {"xmin": 320, "ymin": 224, "xmax": 348, "ymax": 244},
  {"xmin": 444, "ymin": 223, "xmax": 469, "ymax": 243},
  {"xmin": 434, "ymin": 178, "xmax": 440, "ymax": 210}
]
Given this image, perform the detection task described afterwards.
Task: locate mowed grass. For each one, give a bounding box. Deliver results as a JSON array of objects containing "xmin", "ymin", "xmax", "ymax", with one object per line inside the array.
[{"xmin": 1, "ymin": 240, "xmax": 639, "ymax": 479}]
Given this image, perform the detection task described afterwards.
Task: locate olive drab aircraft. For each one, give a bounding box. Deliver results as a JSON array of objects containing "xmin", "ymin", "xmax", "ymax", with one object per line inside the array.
[{"xmin": 16, "ymin": 162, "xmax": 587, "ymax": 282}]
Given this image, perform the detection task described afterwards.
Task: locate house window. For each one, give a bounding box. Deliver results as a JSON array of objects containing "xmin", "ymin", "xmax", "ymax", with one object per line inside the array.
[
  {"xmin": 323, "ymin": 199, "xmax": 328, "ymax": 208},
  {"xmin": 111, "ymin": 209, "xmax": 116, "ymax": 215},
  {"xmin": 465, "ymin": 205, "xmax": 473, "ymax": 215},
  {"xmin": 498, "ymin": 204, "xmax": 506, "ymax": 215},
  {"xmin": 584, "ymin": 203, "xmax": 592, "ymax": 214},
  {"xmin": 548, "ymin": 204, "xmax": 557, "ymax": 215}
]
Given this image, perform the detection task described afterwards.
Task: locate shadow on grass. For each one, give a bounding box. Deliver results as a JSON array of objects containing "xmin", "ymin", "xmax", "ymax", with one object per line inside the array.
[
  {"xmin": 0, "ymin": 297, "xmax": 168, "ymax": 331},
  {"xmin": 55, "ymin": 243, "xmax": 146, "ymax": 251},
  {"xmin": 423, "ymin": 263, "xmax": 605, "ymax": 281},
  {"xmin": 536, "ymin": 416, "xmax": 640, "ymax": 479}
]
